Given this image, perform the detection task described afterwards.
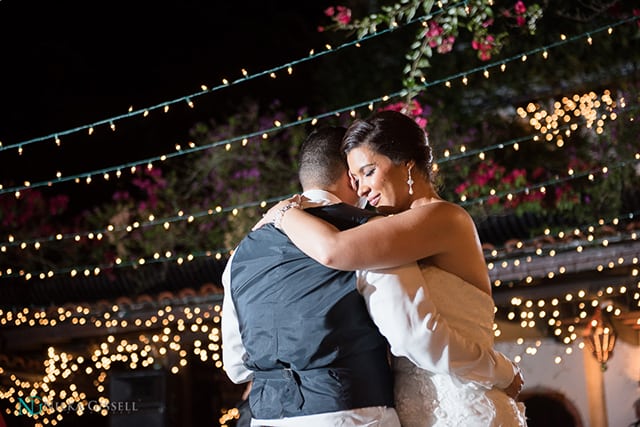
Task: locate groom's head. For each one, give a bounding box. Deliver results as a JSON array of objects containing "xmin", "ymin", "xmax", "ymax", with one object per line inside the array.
[{"xmin": 298, "ymin": 126, "xmax": 361, "ymax": 206}]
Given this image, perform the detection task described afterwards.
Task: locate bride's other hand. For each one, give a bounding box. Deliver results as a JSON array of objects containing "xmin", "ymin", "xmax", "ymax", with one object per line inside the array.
[
  {"xmin": 503, "ymin": 364, "xmax": 524, "ymax": 399},
  {"xmin": 252, "ymin": 195, "xmax": 304, "ymax": 231}
]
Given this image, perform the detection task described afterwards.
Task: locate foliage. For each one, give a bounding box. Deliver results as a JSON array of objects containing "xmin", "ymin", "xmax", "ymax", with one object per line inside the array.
[
  {"xmin": 0, "ymin": 190, "xmax": 82, "ymax": 273},
  {"xmin": 320, "ymin": 0, "xmax": 543, "ymax": 98},
  {"xmin": 368, "ymin": 91, "xmax": 640, "ymax": 234},
  {"xmin": 84, "ymin": 100, "xmax": 315, "ymax": 265},
  {"xmin": 452, "ymin": 159, "xmax": 547, "ymax": 215},
  {"xmin": 2, "ymin": 1, "xmax": 640, "ymax": 277},
  {"xmin": 422, "ymin": 84, "xmax": 640, "ymax": 229},
  {"xmin": 183, "ymin": 100, "xmax": 313, "ymax": 249},
  {"xmin": 0, "ymin": 101, "xmax": 315, "ymax": 276}
]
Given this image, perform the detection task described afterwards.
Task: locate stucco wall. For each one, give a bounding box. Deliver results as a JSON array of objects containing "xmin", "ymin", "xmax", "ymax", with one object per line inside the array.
[{"xmin": 496, "ymin": 337, "xmax": 640, "ymax": 427}]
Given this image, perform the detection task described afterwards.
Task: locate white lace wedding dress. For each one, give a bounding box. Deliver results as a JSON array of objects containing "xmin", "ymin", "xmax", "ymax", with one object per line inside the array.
[{"xmin": 393, "ymin": 266, "xmax": 528, "ymax": 427}]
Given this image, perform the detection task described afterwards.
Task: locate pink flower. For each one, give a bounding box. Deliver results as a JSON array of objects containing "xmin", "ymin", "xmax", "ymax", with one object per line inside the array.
[
  {"xmin": 516, "ymin": 16, "xmax": 526, "ymax": 26},
  {"xmin": 49, "ymin": 194, "xmax": 70, "ymax": 215},
  {"xmin": 409, "ymin": 99, "xmax": 423, "ymax": 116},
  {"xmin": 437, "ymin": 36, "xmax": 455, "ymax": 53},
  {"xmin": 514, "ymin": 1, "xmax": 527, "ymax": 15},
  {"xmin": 531, "ymin": 167, "xmax": 545, "ymax": 179},
  {"xmin": 379, "ymin": 100, "xmax": 429, "ymax": 129},
  {"xmin": 336, "ymin": 6, "xmax": 352, "ymax": 25},
  {"xmin": 512, "ymin": 169, "xmax": 526, "ymax": 179},
  {"xmin": 475, "ymin": 174, "xmax": 490, "ymax": 186},
  {"xmin": 113, "ymin": 191, "xmax": 130, "ymax": 201},
  {"xmin": 426, "ymin": 21, "xmax": 443, "ymax": 37},
  {"xmin": 324, "ymin": 6, "xmax": 335, "ymax": 17},
  {"xmin": 380, "ymin": 102, "xmax": 405, "ymax": 112},
  {"xmin": 472, "ymin": 34, "xmax": 496, "ymax": 61},
  {"xmin": 455, "ymin": 183, "xmax": 469, "ymax": 194},
  {"xmin": 415, "ymin": 117, "xmax": 428, "ymax": 129},
  {"xmin": 486, "ymin": 195, "xmax": 500, "ymax": 206}
]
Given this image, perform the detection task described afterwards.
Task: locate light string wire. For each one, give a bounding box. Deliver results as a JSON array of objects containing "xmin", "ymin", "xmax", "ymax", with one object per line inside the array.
[
  {"xmin": 3, "ymin": 106, "xmax": 639, "ymax": 280},
  {"xmin": 1, "ymin": 19, "xmax": 638, "ymax": 280},
  {"xmin": 2, "ymin": 8, "xmax": 636, "ymax": 412},
  {"xmin": 415, "ymin": 15, "xmax": 639, "ymax": 91},
  {"xmin": 459, "ymin": 158, "xmax": 640, "ymax": 209},
  {"xmin": 1, "ymin": 102, "xmax": 637, "ymax": 258},
  {"xmin": 438, "ymin": 102, "xmax": 640, "ymax": 165},
  {"xmin": 1, "ymin": 193, "xmax": 288, "ymax": 248},
  {"xmin": 0, "ymin": 0, "xmax": 464, "ymax": 155},
  {"xmin": 2, "ymin": 206, "xmax": 638, "ymax": 282},
  {"xmin": 486, "ymin": 214, "xmax": 639, "ymax": 268},
  {"xmin": 1, "ymin": 14, "xmax": 636, "ymax": 196}
]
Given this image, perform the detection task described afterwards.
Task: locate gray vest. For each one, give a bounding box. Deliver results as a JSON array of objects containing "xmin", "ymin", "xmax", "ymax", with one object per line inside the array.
[{"xmin": 229, "ymin": 204, "xmax": 394, "ymax": 419}]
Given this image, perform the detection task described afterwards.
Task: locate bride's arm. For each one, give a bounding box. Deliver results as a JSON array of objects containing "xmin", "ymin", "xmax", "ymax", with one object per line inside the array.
[
  {"xmin": 271, "ymin": 199, "xmax": 471, "ymax": 270},
  {"xmin": 360, "ymin": 263, "xmax": 520, "ymax": 392}
]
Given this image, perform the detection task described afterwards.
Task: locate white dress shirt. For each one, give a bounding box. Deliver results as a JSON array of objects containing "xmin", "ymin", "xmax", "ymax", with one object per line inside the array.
[{"xmin": 221, "ymin": 189, "xmax": 516, "ymax": 426}]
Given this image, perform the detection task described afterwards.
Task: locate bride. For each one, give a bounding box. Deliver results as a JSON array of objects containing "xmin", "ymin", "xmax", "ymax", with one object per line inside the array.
[{"xmin": 259, "ymin": 110, "xmax": 527, "ymax": 426}]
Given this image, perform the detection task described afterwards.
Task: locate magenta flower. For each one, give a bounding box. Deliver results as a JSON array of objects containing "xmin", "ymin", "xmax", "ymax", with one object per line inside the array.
[
  {"xmin": 472, "ymin": 34, "xmax": 496, "ymax": 61},
  {"xmin": 379, "ymin": 100, "xmax": 430, "ymax": 129},
  {"xmin": 335, "ymin": 6, "xmax": 352, "ymax": 25},
  {"xmin": 455, "ymin": 183, "xmax": 469, "ymax": 194},
  {"xmin": 515, "ymin": 1, "xmax": 527, "ymax": 15},
  {"xmin": 415, "ymin": 117, "xmax": 428, "ymax": 129},
  {"xmin": 437, "ymin": 36, "xmax": 456, "ymax": 53},
  {"xmin": 426, "ymin": 21, "xmax": 444, "ymax": 38}
]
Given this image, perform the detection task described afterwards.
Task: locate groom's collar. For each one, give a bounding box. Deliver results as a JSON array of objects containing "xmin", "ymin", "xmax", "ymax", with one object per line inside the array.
[{"xmin": 301, "ymin": 189, "xmax": 342, "ymax": 207}]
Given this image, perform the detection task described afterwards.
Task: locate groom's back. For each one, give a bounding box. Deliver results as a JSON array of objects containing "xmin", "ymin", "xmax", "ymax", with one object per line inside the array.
[{"xmin": 229, "ymin": 204, "xmax": 394, "ymax": 419}]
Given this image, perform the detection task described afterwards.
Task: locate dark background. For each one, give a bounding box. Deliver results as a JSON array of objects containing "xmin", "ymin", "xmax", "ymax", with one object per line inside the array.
[{"xmin": 0, "ymin": 0, "xmax": 354, "ymax": 186}]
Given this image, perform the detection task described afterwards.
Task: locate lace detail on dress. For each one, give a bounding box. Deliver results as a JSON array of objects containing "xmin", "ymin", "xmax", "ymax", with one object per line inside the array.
[
  {"xmin": 393, "ymin": 357, "xmax": 438, "ymax": 427},
  {"xmin": 393, "ymin": 266, "xmax": 528, "ymax": 427}
]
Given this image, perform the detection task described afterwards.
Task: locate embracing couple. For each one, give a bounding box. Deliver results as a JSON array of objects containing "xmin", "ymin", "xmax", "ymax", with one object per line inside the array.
[{"xmin": 221, "ymin": 110, "xmax": 528, "ymax": 426}]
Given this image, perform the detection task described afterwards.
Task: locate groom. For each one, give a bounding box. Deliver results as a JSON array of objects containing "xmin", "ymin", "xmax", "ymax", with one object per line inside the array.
[{"xmin": 221, "ymin": 126, "xmax": 522, "ymax": 426}]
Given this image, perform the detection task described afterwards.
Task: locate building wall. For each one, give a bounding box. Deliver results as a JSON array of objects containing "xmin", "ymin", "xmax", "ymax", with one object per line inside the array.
[{"xmin": 496, "ymin": 338, "xmax": 640, "ymax": 427}]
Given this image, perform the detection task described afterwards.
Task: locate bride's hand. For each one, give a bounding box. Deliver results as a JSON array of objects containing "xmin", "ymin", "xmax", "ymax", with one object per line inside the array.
[
  {"xmin": 252, "ymin": 195, "xmax": 304, "ymax": 231},
  {"xmin": 503, "ymin": 364, "xmax": 524, "ymax": 399}
]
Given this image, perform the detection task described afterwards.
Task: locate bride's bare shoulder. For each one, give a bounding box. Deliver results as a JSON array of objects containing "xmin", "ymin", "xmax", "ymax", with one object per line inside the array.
[
  {"xmin": 411, "ymin": 199, "xmax": 470, "ymax": 217},
  {"xmin": 407, "ymin": 200, "xmax": 475, "ymax": 230}
]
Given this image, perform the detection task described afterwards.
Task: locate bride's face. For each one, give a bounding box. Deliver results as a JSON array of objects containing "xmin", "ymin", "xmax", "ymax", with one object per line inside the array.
[{"xmin": 347, "ymin": 145, "xmax": 410, "ymax": 214}]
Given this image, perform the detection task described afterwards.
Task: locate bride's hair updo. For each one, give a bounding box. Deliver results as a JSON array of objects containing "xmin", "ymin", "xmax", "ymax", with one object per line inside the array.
[{"xmin": 341, "ymin": 110, "xmax": 434, "ymax": 182}]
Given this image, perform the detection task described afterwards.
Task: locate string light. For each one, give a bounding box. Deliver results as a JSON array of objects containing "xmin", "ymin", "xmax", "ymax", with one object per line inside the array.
[
  {"xmin": 0, "ymin": 300, "xmax": 223, "ymax": 425},
  {"xmin": 0, "ymin": 15, "xmax": 638, "ymax": 408},
  {"xmin": 2, "ymin": 16, "xmax": 634, "ymax": 161},
  {"xmin": 3, "ymin": 20, "xmax": 637, "ymax": 200}
]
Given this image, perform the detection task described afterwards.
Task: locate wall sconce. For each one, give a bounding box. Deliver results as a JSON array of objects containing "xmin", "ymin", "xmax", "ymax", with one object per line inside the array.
[{"xmin": 583, "ymin": 307, "xmax": 617, "ymax": 371}]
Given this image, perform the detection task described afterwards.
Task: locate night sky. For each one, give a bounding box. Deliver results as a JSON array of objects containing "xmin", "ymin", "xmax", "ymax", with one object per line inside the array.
[{"xmin": 0, "ymin": 0, "xmax": 336, "ymax": 187}]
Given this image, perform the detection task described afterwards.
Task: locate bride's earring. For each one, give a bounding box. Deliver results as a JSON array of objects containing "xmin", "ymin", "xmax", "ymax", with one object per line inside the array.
[{"xmin": 407, "ymin": 166, "xmax": 414, "ymax": 195}]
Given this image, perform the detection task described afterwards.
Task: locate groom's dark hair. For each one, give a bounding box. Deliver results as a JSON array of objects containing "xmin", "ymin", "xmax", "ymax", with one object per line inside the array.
[{"xmin": 298, "ymin": 126, "xmax": 347, "ymax": 190}]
